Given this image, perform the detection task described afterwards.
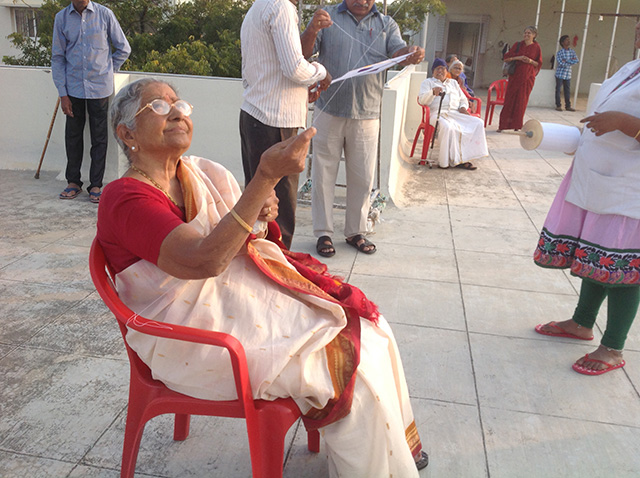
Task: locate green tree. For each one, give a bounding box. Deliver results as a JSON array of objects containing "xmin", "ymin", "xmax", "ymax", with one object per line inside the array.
[
  {"xmin": 3, "ymin": 0, "xmax": 245, "ymax": 77},
  {"xmin": 3, "ymin": 0, "xmax": 444, "ymax": 76},
  {"xmin": 2, "ymin": 0, "xmax": 65, "ymax": 66},
  {"xmin": 385, "ymin": 0, "xmax": 446, "ymax": 39},
  {"xmin": 129, "ymin": 0, "xmax": 248, "ymax": 76}
]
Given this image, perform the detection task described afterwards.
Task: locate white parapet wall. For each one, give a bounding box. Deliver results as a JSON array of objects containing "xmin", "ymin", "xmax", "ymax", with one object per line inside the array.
[
  {"xmin": 379, "ymin": 65, "xmax": 432, "ymax": 207},
  {"xmin": 528, "ymin": 69, "xmax": 556, "ymax": 108}
]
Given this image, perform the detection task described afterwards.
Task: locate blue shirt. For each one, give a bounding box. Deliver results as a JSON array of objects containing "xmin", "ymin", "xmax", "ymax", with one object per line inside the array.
[
  {"xmin": 51, "ymin": 1, "xmax": 130, "ymax": 99},
  {"xmin": 312, "ymin": 1, "xmax": 407, "ymax": 120},
  {"xmin": 555, "ymin": 48, "xmax": 579, "ymax": 80}
]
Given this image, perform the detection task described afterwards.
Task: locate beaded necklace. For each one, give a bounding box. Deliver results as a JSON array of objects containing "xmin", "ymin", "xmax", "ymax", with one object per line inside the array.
[{"xmin": 130, "ymin": 164, "xmax": 181, "ymax": 208}]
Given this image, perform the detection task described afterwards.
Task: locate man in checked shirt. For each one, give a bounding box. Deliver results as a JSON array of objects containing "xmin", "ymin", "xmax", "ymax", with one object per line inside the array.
[{"xmin": 555, "ymin": 35, "xmax": 579, "ymax": 112}]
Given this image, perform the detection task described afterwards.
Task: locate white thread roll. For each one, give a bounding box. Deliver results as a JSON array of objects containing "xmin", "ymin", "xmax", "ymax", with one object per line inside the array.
[{"xmin": 520, "ymin": 119, "xmax": 581, "ymax": 154}]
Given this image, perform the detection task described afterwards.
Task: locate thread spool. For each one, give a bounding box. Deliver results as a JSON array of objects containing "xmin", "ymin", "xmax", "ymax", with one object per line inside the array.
[{"xmin": 519, "ymin": 119, "xmax": 581, "ymax": 155}]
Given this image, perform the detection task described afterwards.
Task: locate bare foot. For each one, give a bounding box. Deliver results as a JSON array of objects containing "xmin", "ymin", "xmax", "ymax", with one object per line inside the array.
[
  {"xmin": 537, "ymin": 319, "xmax": 593, "ymax": 340},
  {"xmin": 574, "ymin": 344, "xmax": 624, "ymax": 373}
]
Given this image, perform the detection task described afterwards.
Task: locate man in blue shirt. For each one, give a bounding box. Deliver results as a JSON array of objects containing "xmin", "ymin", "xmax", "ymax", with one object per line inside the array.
[
  {"xmin": 52, "ymin": 0, "xmax": 130, "ymax": 203},
  {"xmin": 555, "ymin": 35, "xmax": 579, "ymax": 112},
  {"xmin": 301, "ymin": 0, "xmax": 424, "ymax": 257}
]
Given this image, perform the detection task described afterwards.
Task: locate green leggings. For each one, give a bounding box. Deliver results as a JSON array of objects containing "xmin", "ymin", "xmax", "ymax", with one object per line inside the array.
[{"xmin": 572, "ymin": 279, "xmax": 640, "ymax": 350}]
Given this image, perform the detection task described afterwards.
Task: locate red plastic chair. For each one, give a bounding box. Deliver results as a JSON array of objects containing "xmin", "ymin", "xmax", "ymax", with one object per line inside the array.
[
  {"xmin": 410, "ymin": 97, "xmax": 435, "ymax": 162},
  {"xmin": 484, "ymin": 79, "xmax": 508, "ymax": 127},
  {"xmin": 89, "ymin": 239, "xmax": 320, "ymax": 478},
  {"xmin": 462, "ymin": 88, "xmax": 482, "ymax": 118}
]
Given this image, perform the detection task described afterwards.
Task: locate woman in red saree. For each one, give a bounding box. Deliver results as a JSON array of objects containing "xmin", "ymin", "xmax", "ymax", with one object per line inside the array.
[{"xmin": 498, "ymin": 26, "xmax": 543, "ymax": 131}]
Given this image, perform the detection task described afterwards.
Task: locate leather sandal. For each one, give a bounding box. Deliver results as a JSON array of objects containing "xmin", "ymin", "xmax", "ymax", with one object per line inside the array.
[
  {"xmin": 316, "ymin": 236, "xmax": 335, "ymax": 257},
  {"xmin": 415, "ymin": 451, "xmax": 429, "ymax": 470},
  {"xmin": 455, "ymin": 162, "xmax": 477, "ymax": 170},
  {"xmin": 345, "ymin": 234, "xmax": 376, "ymax": 254}
]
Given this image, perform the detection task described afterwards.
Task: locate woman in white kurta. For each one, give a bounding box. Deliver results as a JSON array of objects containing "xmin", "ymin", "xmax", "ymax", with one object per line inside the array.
[
  {"xmin": 418, "ymin": 58, "xmax": 488, "ymax": 169},
  {"xmin": 534, "ymin": 22, "xmax": 640, "ymax": 376},
  {"xmin": 96, "ymin": 78, "xmax": 428, "ymax": 477}
]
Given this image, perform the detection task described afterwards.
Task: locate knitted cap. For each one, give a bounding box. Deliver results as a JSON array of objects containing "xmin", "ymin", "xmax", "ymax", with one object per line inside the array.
[{"xmin": 432, "ymin": 58, "xmax": 446, "ymax": 71}]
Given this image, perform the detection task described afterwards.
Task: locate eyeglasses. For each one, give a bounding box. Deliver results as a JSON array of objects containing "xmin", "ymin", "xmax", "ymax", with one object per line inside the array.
[{"xmin": 135, "ymin": 99, "xmax": 194, "ymax": 117}]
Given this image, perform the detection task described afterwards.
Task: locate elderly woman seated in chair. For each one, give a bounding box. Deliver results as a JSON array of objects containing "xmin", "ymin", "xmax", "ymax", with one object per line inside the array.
[
  {"xmin": 96, "ymin": 78, "xmax": 428, "ymax": 478},
  {"xmin": 418, "ymin": 58, "xmax": 488, "ymax": 170}
]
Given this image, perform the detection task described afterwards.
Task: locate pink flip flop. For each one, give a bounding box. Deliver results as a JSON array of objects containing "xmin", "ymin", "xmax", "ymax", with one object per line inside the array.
[
  {"xmin": 534, "ymin": 322, "xmax": 594, "ymax": 341},
  {"xmin": 572, "ymin": 354, "xmax": 625, "ymax": 376}
]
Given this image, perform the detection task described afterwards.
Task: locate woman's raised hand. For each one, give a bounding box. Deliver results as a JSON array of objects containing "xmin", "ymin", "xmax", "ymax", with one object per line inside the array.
[{"xmin": 258, "ymin": 127, "xmax": 316, "ymax": 180}]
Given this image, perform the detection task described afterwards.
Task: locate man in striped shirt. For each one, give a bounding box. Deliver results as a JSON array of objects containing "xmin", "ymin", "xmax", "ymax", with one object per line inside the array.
[{"xmin": 239, "ymin": 0, "xmax": 331, "ymax": 249}]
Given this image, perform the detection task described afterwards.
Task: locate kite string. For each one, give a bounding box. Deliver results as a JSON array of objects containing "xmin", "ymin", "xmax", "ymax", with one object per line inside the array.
[{"xmin": 308, "ymin": 0, "xmax": 415, "ymax": 125}]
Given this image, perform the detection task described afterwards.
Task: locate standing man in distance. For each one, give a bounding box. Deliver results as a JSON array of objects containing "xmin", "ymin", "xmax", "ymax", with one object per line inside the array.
[
  {"xmin": 555, "ymin": 35, "xmax": 579, "ymax": 112},
  {"xmin": 52, "ymin": 0, "xmax": 130, "ymax": 203},
  {"xmin": 301, "ymin": 0, "xmax": 425, "ymax": 257},
  {"xmin": 240, "ymin": 0, "xmax": 331, "ymax": 249}
]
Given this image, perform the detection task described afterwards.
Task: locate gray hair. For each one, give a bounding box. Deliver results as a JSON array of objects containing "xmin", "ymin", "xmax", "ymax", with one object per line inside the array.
[
  {"xmin": 110, "ymin": 78, "xmax": 177, "ymax": 160},
  {"xmin": 449, "ymin": 60, "xmax": 464, "ymax": 71}
]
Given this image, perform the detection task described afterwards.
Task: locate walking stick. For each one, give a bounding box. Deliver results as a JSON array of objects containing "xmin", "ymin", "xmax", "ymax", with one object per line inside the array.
[
  {"xmin": 420, "ymin": 91, "xmax": 446, "ymax": 167},
  {"xmin": 430, "ymin": 91, "xmax": 446, "ymax": 149},
  {"xmin": 34, "ymin": 97, "xmax": 60, "ymax": 179}
]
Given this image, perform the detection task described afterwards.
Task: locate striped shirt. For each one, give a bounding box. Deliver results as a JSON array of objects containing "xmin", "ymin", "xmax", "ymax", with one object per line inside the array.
[
  {"xmin": 555, "ymin": 48, "xmax": 579, "ymax": 80},
  {"xmin": 240, "ymin": 0, "xmax": 327, "ymax": 128},
  {"xmin": 51, "ymin": 1, "xmax": 130, "ymax": 99},
  {"xmin": 312, "ymin": 2, "xmax": 406, "ymax": 120}
]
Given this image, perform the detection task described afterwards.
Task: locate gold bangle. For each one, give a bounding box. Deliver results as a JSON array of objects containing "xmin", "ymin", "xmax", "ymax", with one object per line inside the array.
[
  {"xmin": 229, "ymin": 208, "xmax": 253, "ymax": 234},
  {"xmin": 634, "ymin": 129, "xmax": 640, "ymax": 140}
]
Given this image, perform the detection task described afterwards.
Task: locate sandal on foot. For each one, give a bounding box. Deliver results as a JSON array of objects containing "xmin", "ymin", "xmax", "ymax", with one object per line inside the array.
[
  {"xmin": 89, "ymin": 190, "xmax": 101, "ymax": 204},
  {"xmin": 534, "ymin": 322, "xmax": 594, "ymax": 341},
  {"xmin": 415, "ymin": 451, "xmax": 429, "ymax": 470},
  {"xmin": 572, "ymin": 354, "xmax": 625, "ymax": 376},
  {"xmin": 345, "ymin": 234, "xmax": 376, "ymax": 254},
  {"xmin": 59, "ymin": 187, "xmax": 81, "ymax": 200},
  {"xmin": 316, "ymin": 236, "xmax": 335, "ymax": 257},
  {"xmin": 455, "ymin": 162, "xmax": 477, "ymax": 170}
]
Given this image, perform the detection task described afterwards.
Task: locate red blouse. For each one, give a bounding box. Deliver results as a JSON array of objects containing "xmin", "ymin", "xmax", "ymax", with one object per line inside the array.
[{"xmin": 96, "ymin": 178, "xmax": 186, "ymax": 274}]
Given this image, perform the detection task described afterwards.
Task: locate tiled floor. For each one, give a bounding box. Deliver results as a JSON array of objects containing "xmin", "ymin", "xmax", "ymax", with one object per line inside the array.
[{"xmin": 1, "ymin": 105, "xmax": 639, "ymax": 477}]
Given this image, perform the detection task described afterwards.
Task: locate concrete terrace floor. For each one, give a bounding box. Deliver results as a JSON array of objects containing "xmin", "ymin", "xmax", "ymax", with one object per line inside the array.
[{"xmin": 1, "ymin": 103, "xmax": 640, "ymax": 478}]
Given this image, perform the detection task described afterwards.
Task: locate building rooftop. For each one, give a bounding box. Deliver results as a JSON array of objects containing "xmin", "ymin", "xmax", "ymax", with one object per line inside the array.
[{"xmin": 1, "ymin": 103, "xmax": 639, "ymax": 477}]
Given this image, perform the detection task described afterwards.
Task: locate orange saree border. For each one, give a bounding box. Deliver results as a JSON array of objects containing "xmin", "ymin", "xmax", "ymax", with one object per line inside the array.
[{"xmin": 405, "ymin": 420, "xmax": 423, "ymax": 457}]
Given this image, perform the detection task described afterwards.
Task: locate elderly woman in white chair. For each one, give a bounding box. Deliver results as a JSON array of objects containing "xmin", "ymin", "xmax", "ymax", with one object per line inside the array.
[
  {"xmin": 96, "ymin": 78, "xmax": 428, "ymax": 477},
  {"xmin": 418, "ymin": 58, "xmax": 488, "ymax": 170}
]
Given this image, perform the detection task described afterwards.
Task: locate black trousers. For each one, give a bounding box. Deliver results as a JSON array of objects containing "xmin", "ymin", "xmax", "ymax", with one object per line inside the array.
[
  {"xmin": 239, "ymin": 110, "xmax": 299, "ymax": 249},
  {"xmin": 65, "ymin": 96, "xmax": 109, "ymax": 191}
]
